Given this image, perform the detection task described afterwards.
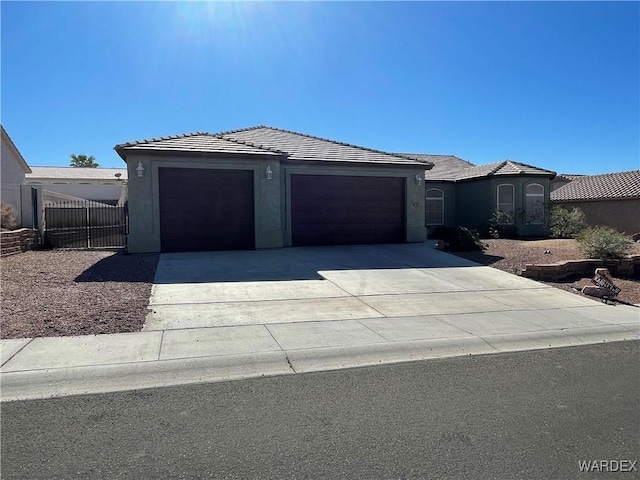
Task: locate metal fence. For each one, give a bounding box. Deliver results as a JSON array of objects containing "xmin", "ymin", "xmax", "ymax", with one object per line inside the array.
[{"xmin": 43, "ymin": 200, "xmax": 128, "ymax": 248}]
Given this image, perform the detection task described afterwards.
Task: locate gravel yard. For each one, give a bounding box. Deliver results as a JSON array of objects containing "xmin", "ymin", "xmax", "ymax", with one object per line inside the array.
[
  {"xmin": 451, "ymin": 238, "xmax": 640, "ymax": 305},
  {"xmin": 1, "ymin": 250, "xmax": 158, "ymax": 339}
]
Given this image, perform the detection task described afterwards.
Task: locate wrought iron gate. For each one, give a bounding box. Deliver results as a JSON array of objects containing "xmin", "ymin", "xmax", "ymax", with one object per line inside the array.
[{"xmin": 43, "ymin": 201, "xmax": 128, "ymax": 248}]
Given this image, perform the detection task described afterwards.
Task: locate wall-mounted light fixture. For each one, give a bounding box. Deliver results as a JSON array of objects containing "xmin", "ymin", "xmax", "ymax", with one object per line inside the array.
[
  {"xmin": 415, "ymin": 174, "xmax": 423, "ymax": 186},
  {"xmin": 136, "ymin": 161, "xmax": 144, "ymax": 178},
  {"xmin": 266, "ymin": 165, "xmax": 273, "ymax": 180}
]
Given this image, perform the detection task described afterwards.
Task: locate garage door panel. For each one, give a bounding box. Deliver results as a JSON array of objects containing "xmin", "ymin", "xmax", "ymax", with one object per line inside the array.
[
  {"xmin": 291, "ymin": 175, "xmax": 405, "ymax": 246},
  {"xmin": 159, "ymin": 168, "xmax": 254, "ymax": 252}
]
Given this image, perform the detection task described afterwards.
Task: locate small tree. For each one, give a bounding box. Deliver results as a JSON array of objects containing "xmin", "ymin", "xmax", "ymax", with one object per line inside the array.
[
  {"xmin": 1, "ymin": 202, "xmax": 18, "ymax": 230},
  {"xmin": 576, "ymin": 226, "xmax": 632, "ymax": 260},
  {"xmin": 550, "ymin": 206, "xmax": 586, "ymax": 238},
  {"xmin": 70, "ymin": 154, "xmax": 99, "ymax": 168}
]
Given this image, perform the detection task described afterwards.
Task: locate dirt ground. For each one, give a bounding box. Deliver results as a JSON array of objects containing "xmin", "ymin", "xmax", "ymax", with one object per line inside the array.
[
  {"xmin": 1, "ymin": 250, "xmax": 158, "ymax": 339},
  {"xmin": 452, "ymin": 238, "xmax": 640, "ymax": 305}
]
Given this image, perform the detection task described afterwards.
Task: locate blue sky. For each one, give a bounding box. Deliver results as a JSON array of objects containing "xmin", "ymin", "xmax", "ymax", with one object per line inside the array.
[{"xmin": 2, "ymin": 1, "xmax": 638, "ymax": 174}]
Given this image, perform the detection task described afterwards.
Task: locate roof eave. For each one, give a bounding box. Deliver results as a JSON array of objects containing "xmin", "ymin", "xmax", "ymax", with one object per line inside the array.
[
  {"xmin": 282, "ymin": 157, "xmax": 427, "ymax": 169},
  {"xmin": 1, "ymin": 126, "xmax": 32, "ymax": 173},
  {"xmin": 114, "ymin": 147, "xmax": 286, "ymax": 162}
]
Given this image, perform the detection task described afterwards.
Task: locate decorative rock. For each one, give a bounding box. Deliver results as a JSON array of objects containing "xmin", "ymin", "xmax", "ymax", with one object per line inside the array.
[{"xmin": 581, "ymin": 285, "xmax": 609, "ymax": 298}]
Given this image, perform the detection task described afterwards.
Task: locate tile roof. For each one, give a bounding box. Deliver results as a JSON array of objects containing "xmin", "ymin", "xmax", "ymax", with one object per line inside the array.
[
  {"xmin": 26, "ymin": 166, "xmax": 128, "ymax": 180},
  {"xmin": 115, "ymin": 126, "xmax": 431, "ymax": 167},
  {"xmin": 555, "ymin": 174, "xmax": 585, "ymax": 181},
  {"xmin": 115, "ymin": 132, "xmax": 285, "ymax": 157},
  {"xmin": 1, "ymin": 125, "xmax": 32, "ymax": 174},
  {"xmin": 453, "ymin": 160, "xmax": 556, "ymax": 181},
  {"xmin": 550, "ymin": 170, "xmax": 640, "ymax": 201},
  {"xmin": 218, "ymin": 126, "xmax": 430, "ymax": 166},
  {"xmin": 399, "ymin": 154, "xmax": 474, "ymax": 181}
]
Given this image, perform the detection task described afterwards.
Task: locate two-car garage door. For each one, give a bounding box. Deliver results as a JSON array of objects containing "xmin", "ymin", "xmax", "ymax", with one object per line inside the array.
[
  {"xmin": 158, "ymin": 169, "xmax": 406, "ymax": 252},
  {"xmin": 290, "ymin": 174, "xmax": 405, "ymax": 247}
]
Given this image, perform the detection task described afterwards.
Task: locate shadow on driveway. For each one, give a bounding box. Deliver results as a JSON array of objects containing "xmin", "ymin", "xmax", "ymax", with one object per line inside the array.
[{"xmin": 150, "ymin": 243, "xmax": 485, "ymax": 284}]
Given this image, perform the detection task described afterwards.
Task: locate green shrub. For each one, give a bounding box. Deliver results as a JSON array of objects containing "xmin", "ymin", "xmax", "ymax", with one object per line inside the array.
[
  {"xmin": 576, "ymin": 226, "xmax": 632, "ymax": 260},
  {"xmin": 432, "ymin": 226, "xmax": 485, "ymax": 252},
  {"xmin": 550, "ymin": 206, "xmax": 586, "ymax": 238},
  {"xmin": 488, "ymin": 211, "xmax": 517, "ymax": 239},
  {"xmin": 0, "ymin": 202, "xmax": 17, "ymax": 230}
]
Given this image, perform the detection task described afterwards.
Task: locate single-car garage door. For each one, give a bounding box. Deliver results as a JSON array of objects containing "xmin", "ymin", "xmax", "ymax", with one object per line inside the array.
[
  {"xmin": 159, "ymin": 168, "xmax": 254, "ymax": 252},
  {"xmin": 291, "ymin": 174, "xmax": 405, "ymax": 246}
]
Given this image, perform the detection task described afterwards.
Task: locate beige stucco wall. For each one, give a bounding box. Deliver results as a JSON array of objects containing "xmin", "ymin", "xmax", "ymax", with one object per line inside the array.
[
  {"xmin": 1, "ymin": 136, "xmax": 27, "ymax": 225},
  {"xmin": 124, "ymin": 153, "xmax": 426, "ymax": 253},
  {"xmin": 553, "ymin": 198, "xmax": 640, "ymax": 235}
]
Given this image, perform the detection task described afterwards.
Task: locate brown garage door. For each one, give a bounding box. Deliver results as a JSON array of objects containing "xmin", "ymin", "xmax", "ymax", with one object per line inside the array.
[
  {"xmin": 159, "ymin": 168, "xmax": 254, "ymax": 252},
  {"xmin": 291, "ymin": 174, "xmax": 405, "ymax": 246}
]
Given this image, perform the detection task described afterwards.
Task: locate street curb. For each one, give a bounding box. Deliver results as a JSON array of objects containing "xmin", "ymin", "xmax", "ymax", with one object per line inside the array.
[{"xmin": 2, "ymin": 326, "xmax": 638, "ymax": 402}]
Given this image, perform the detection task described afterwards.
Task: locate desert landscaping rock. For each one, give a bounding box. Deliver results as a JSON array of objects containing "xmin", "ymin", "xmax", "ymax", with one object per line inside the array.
[{"xmin": 1, "ymin": 250, "xmax": 158, "ymax": 339}]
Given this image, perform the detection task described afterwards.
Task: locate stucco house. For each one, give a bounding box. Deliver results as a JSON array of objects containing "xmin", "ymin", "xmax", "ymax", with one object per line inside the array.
[
  {"xmin": 550, "ymin": 170, "xmax": 640, "ymax": 234},
  {"xmin": 25, "ymin": 166, "xmax": 127, "ymax": 205},
  {"xmin": 415, "ymin": 155, "xmax": 556, "ymax": 237},
  {"xmin": 115, "ymin": 126, "xmax": 432, "ymax": 253},
  {"xmin": 1, "ymin": 125, "xmax": 40, "ymax": 228}
]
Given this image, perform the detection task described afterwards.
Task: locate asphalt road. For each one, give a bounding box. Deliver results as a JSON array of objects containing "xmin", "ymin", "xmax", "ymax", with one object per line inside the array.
[{"xmin": 2, "ymin": 341, "xmax": 639, "ymax": 480}]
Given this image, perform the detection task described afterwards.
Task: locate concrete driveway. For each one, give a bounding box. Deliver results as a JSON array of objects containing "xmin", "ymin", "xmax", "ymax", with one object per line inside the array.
[{"xmin": 144, "ymin": 242, "xmax": 636, "ymax": 354}]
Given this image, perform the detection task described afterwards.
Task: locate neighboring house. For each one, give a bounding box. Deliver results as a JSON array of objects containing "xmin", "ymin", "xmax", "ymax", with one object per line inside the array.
[
  {"xmin": 550, "ymin": 170, "xmax": 640, "ymax": 234},
  {"xmin": 25, "ymin": 166, "xmax": 128, "ymax": 205},
  {"xmin": 1, "ymin": 125, "xmax": 40, "ymax": 228},
  {"xmin": 415, "ymin": 157, "xmax": 556, "ymax": 237},
  {"xmin": 550, "ymin": 173, "xmax": 583, "ymax": 192},
  {"xmin": 115, "ymin": 126, "xmax": 432, "ymax": 253}
]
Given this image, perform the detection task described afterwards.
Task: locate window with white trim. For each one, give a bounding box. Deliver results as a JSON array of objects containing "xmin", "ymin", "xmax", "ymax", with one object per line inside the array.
[
  {"xmin": 496, "ymin": 184, "xmax": 514, "ymax": 224},
  {"xmin": 525, "ymin": 183, "xmax": 544, "ymax": 224},
  {"xmin": 425, "ymin": 188, "xmax": 444, "ymax": 225}
]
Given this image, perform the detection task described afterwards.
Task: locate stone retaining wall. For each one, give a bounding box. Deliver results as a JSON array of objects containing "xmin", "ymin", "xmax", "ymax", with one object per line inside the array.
[
  {"xmin": 0, "ymin": 229, "xmax": 39, "ymax": 257},
  {"xmin": 521, "ymin": 255, "xmax": 640, "ymax": 280}
]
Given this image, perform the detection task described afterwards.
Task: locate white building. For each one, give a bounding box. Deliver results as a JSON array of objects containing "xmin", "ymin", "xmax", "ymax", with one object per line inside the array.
[{"xmin": 25, "ymin": 166, "xmax": 127, "ymax": 205}]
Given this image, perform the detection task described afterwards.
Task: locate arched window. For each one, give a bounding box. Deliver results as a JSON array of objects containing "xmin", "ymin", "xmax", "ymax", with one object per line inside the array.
[
  {"xmin": 525, "ymin": 183, "xmax": 544, "ymax": 224},
  {"xmin": 496, "ymin": 184, "xmax": 514, "ymax": 224},
  {"xmin": 425, "ymin": 189, "xmax": 444, "ymax": 225}
]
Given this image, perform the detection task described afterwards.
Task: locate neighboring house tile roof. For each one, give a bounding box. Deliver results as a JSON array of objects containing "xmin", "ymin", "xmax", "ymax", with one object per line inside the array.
[
  {"xmin": 555, "ymin": 174, "xmax": 585, "ymax": 181},
  {"xmin": 453, "ymin": 160, "xmax": 556, "ymax": 181},
  {"xmin": 550, "ymin": 170, "xmax": 640, "ymax": 201},
  {"xmin": 26, "ymin": 166, "xmax": 128, "ymax": 181},
  {"xmin": 1, "ymin": 125, "xmax": 32, "ymax": 173},
  {"xmin": 399, "ymin": 154, "xmax": 474, "ymax": 181},
  {"xmin": 115, "ymin": 126, "xmax": 431, "ymax": 167}
]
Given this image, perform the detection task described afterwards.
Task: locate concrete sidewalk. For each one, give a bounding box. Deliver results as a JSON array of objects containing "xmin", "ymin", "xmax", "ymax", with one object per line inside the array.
[{"xmin": 2, "ymin": 244, "xmax": 639, "ymax": 401}]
